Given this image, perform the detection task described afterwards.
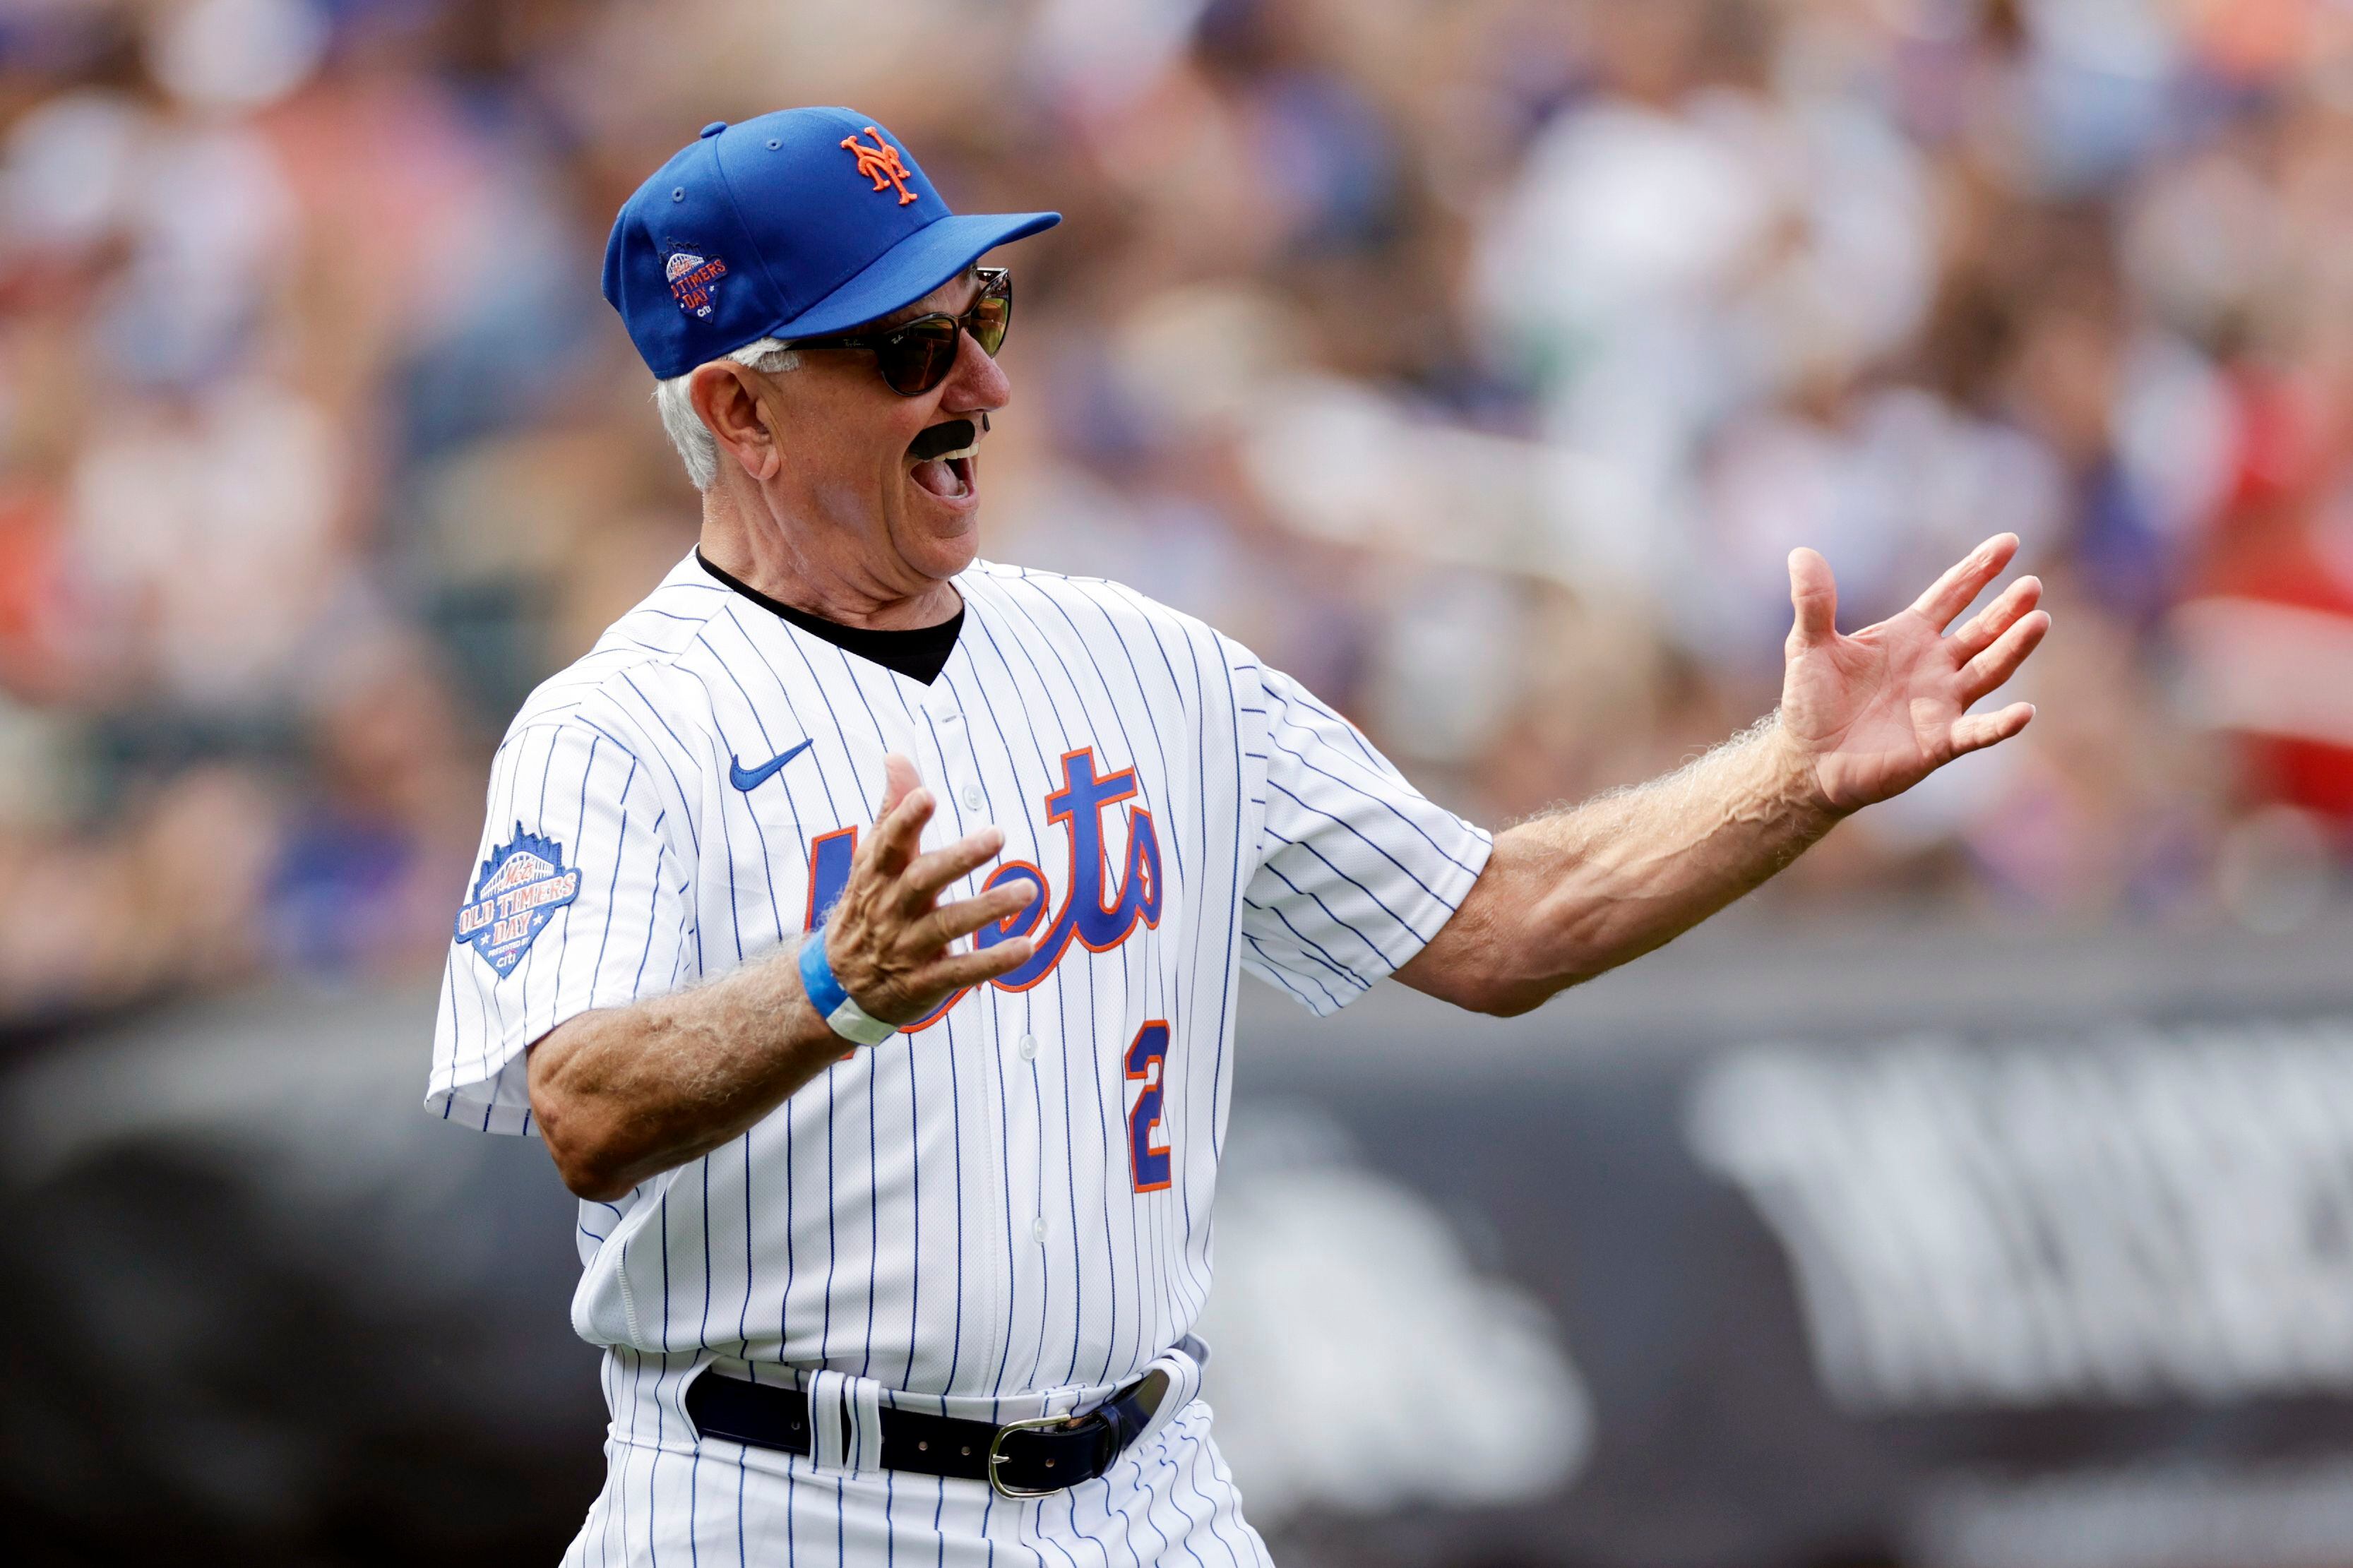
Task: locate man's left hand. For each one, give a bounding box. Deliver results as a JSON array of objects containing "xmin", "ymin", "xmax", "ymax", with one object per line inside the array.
[{"xmin": 1775, "ymin": 532, "xmax": 2049, "ymax": 815}]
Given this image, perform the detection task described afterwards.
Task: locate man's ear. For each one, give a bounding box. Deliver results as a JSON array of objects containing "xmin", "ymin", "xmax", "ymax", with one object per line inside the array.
[{"xmin": 690, "ymin": 361, "xmax": 782, "ymax": 482}]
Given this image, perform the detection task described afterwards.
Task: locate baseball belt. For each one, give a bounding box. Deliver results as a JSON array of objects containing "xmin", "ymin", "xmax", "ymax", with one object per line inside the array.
[{"xmin": 684, "ymin": 1368, "xmax": 1166, "ymax": 1499}]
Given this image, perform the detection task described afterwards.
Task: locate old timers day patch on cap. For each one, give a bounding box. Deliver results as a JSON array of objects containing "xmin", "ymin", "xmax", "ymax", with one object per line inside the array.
[
  {"xmin": 665, "ymin": 243, "xmax": 727, "ymax": 318},
  {"xmin": 455, "ymin": 827, "xmax": 582, "ymax": 977}
]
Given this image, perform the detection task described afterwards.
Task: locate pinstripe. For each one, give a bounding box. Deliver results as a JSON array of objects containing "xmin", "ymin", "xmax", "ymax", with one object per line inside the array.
[
  {"xmin": 1167, "ymin": 618, "xmax": 1231, "ymax": 1277},
  {"xmin": 616, "ymin": 671, "xmax": 706, "ymax": 860},
  {"xmin": 1241, "ymin": 930, "xmax": 1342, "ymax": 1009},
  {"xmin": 823, "ymin": 643, "xmax": 901, "ymax": 1383},
  {"xmin": 963, "ymin": 604, "xmax": 1095, "ymax": 1391},
  {"xmin": 594, "ymin": 1437, "xmax": 614, "ymax": 1568},
  {"xmin": 688, "ymin": 1401, "xmax": 703, "ymax": 1568},
  {"xmin": 585, "ymin": 756, "xmax": 642, "ymax": 995},
  {"xmin": 1196, "ymin": 1423, "xmax": 1265, "ymax": 1567},
  {"xmin": 1037, "ymin": 594, "xmax": 1186, "ymax": 1377},
  {"xmin": 821, "ymin": 1055, "xmax": 841, "ymax": 1360},
  {"xmin": 437, "ymin": 978, "xmax": 458, "ymax": 1123},
  {"xmin": 648, "ymin": 1360, "xmax": 667, "ymax": 1565},
  {"xmin": 1249, "ymin": 851, "xmax": 1398, "ymax": 969},
  {"xmin": 1019, "ymin": 579, "xmax": 1189, "ymax": 884},
  {"xmin": 1263, "ymin": 730, "xmax": 1482, "ymax": 876},
  {"xmin": 708, "ymin": 612, "xmax": 828, "ymax": 1365},
  {"xmin": 542, "ymin": 731, "xmax": 599, "ymax": 1024},
  {"xmin": 691, "ymin": 647, "xmax": 789, "ymax": 937},
  {"xmin": 1241, "ymin": 894, "xmax": 1372, "ymax": 987},
  {"xmin": 969, "ymin": 592, "xmax": 1124, "ymax": 1388},
  {"xmin": 696, "ymin": 1162, "xmax": 715, "ymax": 1352},
  {"xmin": 468, "ymin": 727, "xmax": 540, "ymax": 1122},
  {"xmin": 1020, "ymin": 1496, "xmax": 1083, "ymax": 1568},
  {"xmin": 939, "ymin": 646, "xmax": 1037, "ymax": 1399},
  {"xmin": 476, "ymin": 725, "xmax": 544, "ymax": 1080},
  {"xmin": 1275, "ymin": 683, "xmax": 1387, "ymax": 770},
  {"xmin": 1262, "ymin": 789, "xmax": 1440, "ymax": 929},
  {"xmin": 693, "ymin": 633, "xmax": 816, "ymax": 1360},
  {"xmin": 1093, "ymin": 587, "xmax": 1204, "ymax": 1327},
  {"xmin": 675, "ymin": 675, "xmax": 744, "ymax": 966},
  {"xmin": 757, "ymin": 621, "xmax": 862, "ymax": 1367},
  {"xmin": 1065, "ymin": 909, "xmax": 1115, "ymax": 1388},
  {"xmin": 912, "ymin": 695, "xmax": 975, "ymax": 1394},
  {"xmin": 1141, "ymin": 1440, "xmax": 1212, "ymax": 1568},
  {"xmin": 616, "ymin": 1353, "xmax": 633, "ymax": 1562},
  {"xmin": 1172, "ymin": 1419, "xmax": 1244, "ymax": 1568},
  {"xmin": 1083, "ymin": 1468, "xmax": 1146, "ymax": 1568},
  {"xmin": 632, "ymin": 810, "xmax": 674, "ymax": 995},
  {"xmin": 1111, "ymin": 1452, "xmax": 1174, "ymax": 1568},
  {"xmin": 1059, "ymin": 1486, "xmax": 1110, "ymax": 1568}
]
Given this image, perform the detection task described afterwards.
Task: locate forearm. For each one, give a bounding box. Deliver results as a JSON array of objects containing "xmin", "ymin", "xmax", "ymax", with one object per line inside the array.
[
  {"xmin": 528, "ymin": 947, "xmax": 843, "ymax": 1201},
  {"xmin": 1399, "ymin": 716, "xmax": 1842, "ymax": 1015}
]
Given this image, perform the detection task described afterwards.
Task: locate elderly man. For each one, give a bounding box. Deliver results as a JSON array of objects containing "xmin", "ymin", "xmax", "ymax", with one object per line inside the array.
[{"xmin": 427, "ymin": 107, "xmax": 2046, "ymax": 1565}]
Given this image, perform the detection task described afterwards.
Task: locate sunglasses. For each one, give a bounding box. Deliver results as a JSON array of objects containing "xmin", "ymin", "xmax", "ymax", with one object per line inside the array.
[{"xmin": 791, "ymin": 268, "xmax": 1013, "ymax": 396}]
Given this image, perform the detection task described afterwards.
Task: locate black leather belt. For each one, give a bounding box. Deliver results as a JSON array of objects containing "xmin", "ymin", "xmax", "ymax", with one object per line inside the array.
[{"xmin": 684, "ymin": 1370, "xmax": 1164, "ymax": 1498}]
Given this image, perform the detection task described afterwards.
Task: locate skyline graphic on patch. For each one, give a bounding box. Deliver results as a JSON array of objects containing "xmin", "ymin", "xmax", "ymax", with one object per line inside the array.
[
  {"xmin": 665, "ymin": 246, "xmax": 727, "ymax": 318},
  {"xmin": 455, "ymin": 826, "xmax": 582, "ymax": 978}
]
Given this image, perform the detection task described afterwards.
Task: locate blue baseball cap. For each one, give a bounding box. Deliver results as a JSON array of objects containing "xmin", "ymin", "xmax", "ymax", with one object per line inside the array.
[{"xmin": 602, "ymin": 107, "xmax": 1060, "ymax": 380}]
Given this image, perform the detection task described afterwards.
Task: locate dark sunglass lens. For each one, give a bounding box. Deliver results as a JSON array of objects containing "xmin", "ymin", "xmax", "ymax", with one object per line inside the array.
[
  {"xmin": 880, "ymin": 321, "xmax": 958, "ymax": 395},
  {"xmin": 969, "ymin": 294, "xmax": 1010, "ymax": 358}
]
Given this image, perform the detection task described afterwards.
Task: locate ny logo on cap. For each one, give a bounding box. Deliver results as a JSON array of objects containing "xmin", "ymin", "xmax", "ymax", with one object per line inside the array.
[{"xmin": 840, "ymin": 126, "xmax": 917, "ymax": 205}]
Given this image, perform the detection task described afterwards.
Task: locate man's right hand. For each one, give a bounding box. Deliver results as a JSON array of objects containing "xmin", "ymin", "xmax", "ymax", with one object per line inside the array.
[
  {"xmin": 528, "ymin": 753, "xmax": 1037, "ymax": 1201},
  {"xmin": 818, "ymin": 754, "xmax": 1035, "ymax": 1026}
]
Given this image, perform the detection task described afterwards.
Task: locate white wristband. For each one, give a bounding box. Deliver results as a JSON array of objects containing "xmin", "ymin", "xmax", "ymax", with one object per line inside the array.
[
  {"xmin": 822, "ymin": 993, "xmax": 895, "ymax": 1048},
  {"xmin": 799, "ymin": 927, "xmax": 896, "ymax": 1047}
]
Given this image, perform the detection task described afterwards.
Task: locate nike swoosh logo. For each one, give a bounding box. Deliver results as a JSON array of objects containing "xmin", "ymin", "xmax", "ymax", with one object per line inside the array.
[{"xmin": 729, "ymin": 738, "xmax": 814, "ymax": 791}]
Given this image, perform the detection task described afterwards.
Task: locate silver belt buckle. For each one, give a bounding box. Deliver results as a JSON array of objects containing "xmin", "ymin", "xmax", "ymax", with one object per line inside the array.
[{"xmin": 985, "ymin": 1411, "xmax": 1078, "ymax": 1499}]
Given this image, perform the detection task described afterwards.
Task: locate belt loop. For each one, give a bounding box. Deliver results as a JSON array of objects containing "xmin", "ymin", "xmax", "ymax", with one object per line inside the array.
[
  {"xmin": 806, "ymin": 1370, "xmax": 851, "ymax": 1471},
  {"xmin": 847, "ymin": 1377, "xmax": 884, "ymax": 1472},
  {"xmin": 1124, "ymin": 1335, "xmax": 1207, "ymax": 1452},
  {"xmin": 806, "ymin": 1370, "xmax": 886, "ymax": 1473}
]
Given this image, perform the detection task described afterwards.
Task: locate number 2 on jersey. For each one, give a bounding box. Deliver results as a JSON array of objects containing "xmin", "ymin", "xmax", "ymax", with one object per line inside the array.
[{"xmin": 1125, "ymin": 1020, "xmax": 1173, "ymax": 1192}]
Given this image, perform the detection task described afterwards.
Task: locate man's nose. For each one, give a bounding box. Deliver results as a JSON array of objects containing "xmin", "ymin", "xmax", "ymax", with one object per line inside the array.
[{"xmin": 937, "ymin": 326, "xmax": 1010, "ymax": 414}]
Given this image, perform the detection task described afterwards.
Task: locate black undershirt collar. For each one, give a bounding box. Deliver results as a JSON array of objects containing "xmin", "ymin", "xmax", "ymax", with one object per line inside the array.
[{"xmin": 696, "ymin": 551, "xmax": 963, "ymax": 686}]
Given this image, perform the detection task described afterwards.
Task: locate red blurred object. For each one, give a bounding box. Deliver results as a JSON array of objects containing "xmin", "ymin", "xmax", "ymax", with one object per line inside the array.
[
  {"xmin": 2182, "ymin": 364, "xmax": 2353, "ymax": 818},
  {"xmin": 0, "ymin": 487, "xmax": 71, "ymax": 700}
]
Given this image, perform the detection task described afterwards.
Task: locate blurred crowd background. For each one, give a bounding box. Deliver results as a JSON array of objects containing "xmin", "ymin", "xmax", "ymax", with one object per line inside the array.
[
  {"xmin": 18, "ymin": 5, "xmax": 2353, "ymax": 1567},
  {"xmin": 7, "ymin": 0, "xmax": 2353, "ymax": 1029}
]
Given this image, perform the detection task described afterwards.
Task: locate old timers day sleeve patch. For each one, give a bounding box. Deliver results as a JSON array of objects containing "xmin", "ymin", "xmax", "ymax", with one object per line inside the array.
[{"xmin": 455, "ymin": 826, "xmax": 583, "ymax": 978}]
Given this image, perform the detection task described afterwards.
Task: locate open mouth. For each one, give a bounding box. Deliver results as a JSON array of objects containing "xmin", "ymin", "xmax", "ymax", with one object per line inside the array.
[{"xmin": 908, "ymin": 419, "xmax": 979, "ymax": 502}]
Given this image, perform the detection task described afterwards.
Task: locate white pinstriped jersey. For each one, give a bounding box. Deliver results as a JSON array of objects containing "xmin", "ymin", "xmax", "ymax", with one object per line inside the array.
[{"xmin": 427, "ymin": 551, "xmax": 1491, "ymax": 1413}]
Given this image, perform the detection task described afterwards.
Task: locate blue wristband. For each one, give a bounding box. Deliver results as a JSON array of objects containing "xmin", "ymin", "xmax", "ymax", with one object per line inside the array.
[{"xmin": 799, "ymin": 923, "xmax": 895, "ymax": 1046}]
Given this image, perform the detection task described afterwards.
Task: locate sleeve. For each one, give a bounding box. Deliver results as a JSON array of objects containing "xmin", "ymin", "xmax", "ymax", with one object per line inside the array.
[
  {"xmin": 427, "ymin": 717, "xmax": 691, "ymax": 1135},
  {"xmin": 1237, "ymin": 656, "xmax": 1494, "ymax": 1015}
]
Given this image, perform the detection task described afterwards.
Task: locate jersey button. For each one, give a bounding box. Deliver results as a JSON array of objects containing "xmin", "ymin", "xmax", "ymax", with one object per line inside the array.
[
  {"xmin": 1018, "ymin": 1034, "xmax": 1038, "ymax": 1060},
  {"xmin": 961, "ymin": 783, "xmax": 985, "ymax": 812},
  {"xmin": 1031, "ymin": 1216, "xmax": 1049, "ymax": 1245}
]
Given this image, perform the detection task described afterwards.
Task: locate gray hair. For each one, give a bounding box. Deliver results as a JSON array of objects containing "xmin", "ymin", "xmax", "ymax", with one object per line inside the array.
[{"xmin": 653, "ymin": 337, "xmax": 802, "ymax": 490}]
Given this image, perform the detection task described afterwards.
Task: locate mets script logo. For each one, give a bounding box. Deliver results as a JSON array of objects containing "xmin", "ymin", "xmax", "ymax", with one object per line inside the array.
[
  {"xmin": 840, "ymin": 126, "xmax": 917, "ymax": 206},
  {"xmin": 666, "ymin": 249, "xmax": 727, "ymax": 317},
  {"xmin": 455, "ymin": 827, "xmax": 582, "ymax": 978},
  {"xmin": 803, "ymin": 748, "xmax": 1160, "ymax": 1029}
]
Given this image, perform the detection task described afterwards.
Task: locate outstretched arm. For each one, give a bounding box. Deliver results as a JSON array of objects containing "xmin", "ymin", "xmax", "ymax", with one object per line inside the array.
[{"xmin": 1395, "ymin": 534, "xmax": 2049, "ymax": 1016}]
